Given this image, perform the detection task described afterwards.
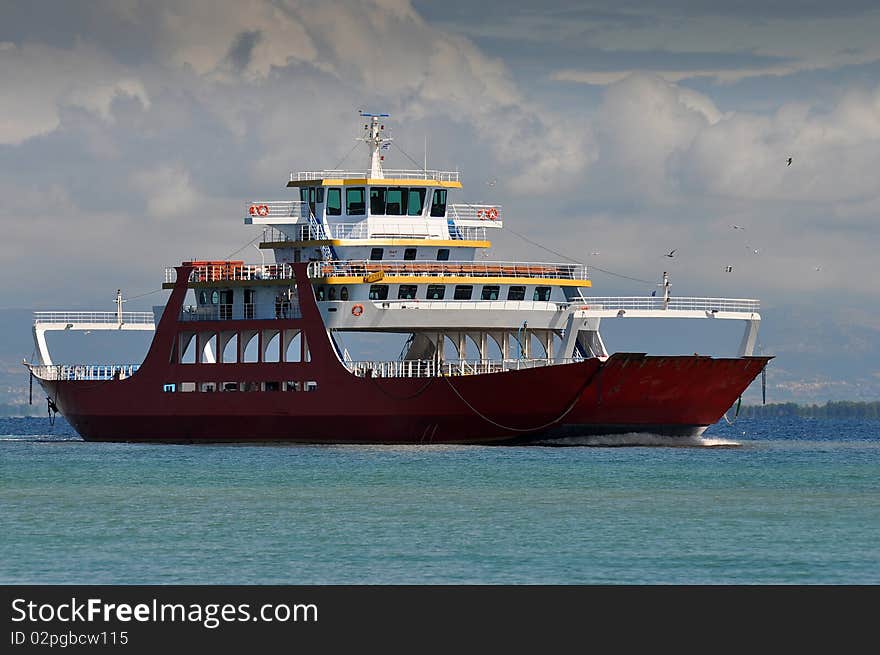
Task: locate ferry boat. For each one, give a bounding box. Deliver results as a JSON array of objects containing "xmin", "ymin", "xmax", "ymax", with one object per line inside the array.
[{"xmin": 26, "ymin": 114, "xmax": 771, "ymax": 443}]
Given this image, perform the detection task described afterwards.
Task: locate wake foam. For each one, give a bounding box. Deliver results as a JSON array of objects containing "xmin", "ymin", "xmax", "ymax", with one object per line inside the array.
[{"xmin": 534, "ymin": 432, "xmax": 741, "ymax": 448}]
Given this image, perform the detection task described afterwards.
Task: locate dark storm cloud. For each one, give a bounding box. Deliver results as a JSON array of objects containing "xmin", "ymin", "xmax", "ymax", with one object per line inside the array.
[{"xmin": 226, "ymin": 30, "xmax": 263, "ymax": 74}]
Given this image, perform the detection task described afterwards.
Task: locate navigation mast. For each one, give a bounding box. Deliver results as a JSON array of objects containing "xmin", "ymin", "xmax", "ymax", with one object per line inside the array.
[{"xmin": 359, "ymin": 112, "xmax": 391, "ymax": 178}]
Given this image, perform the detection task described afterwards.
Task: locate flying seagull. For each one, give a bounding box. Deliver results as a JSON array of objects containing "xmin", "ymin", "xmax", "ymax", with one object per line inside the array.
[
  {"xmin": 787, "ymin": 157, "xmax": 793, "ymax": 166},
  {"xmin": 665, "ymin": 249, "xmax": 677, "ymax": 258},
  {"xmin": 486, "ymin": 178, "xmax": 497, "ymax": 187},
  {"xmin": 730, "ymin": 224, "xmax": 745, "ymax": 230},
  {"xmin": 723, "ymin": 265, "xmax": 733, "ymax": 273}
]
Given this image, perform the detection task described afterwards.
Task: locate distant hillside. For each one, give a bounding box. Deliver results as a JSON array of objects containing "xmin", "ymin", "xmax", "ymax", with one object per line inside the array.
[{"xmin": 738, "ymin": 401, "xmax": 880, "ymax": 419}]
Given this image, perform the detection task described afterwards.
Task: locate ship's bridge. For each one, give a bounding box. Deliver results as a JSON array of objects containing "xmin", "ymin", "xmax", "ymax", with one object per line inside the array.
[{"xmin": 245, "ymin": 114, "xmax": 503, "ymax": 263}]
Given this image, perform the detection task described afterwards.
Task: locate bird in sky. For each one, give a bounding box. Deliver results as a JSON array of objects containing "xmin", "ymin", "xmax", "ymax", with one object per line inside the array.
[
  {"xmin": 665, "ymin": 249, "xmax": 677, "ymax": 258},
  {"xmin": 723, "ymin": 265, "xmax": 733, "ymax": 273},
  {"xmin": 590, "ymin": 250, "xmax": 600, "ymax": 256},
  {"xmin": 486, "ymin": 178, "xmax": 497, "ymax": 187},
  {"xmin": 730, "ymin": 224, "xmax": 745, "ymax": 230},
  {"xmin": 815, "ymin": 265, "xmax": 822, "ymax": 272},
  {"xmin": 787, "ymin": 157, "xmax": 793, "ymax": 166},
  {"xmin": 746, "ymin": 245, "xmax": 760, "ymax": 255}
]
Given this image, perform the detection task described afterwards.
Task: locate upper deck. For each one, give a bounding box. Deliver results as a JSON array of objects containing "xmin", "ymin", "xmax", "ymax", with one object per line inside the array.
[{"xmin": 287, "ymin": 168, "xmax": 461, "ymax": 187}]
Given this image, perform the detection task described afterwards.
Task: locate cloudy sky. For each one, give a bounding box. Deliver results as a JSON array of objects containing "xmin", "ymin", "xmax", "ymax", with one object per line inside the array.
[{"xmin": 1, "ymin": 1, "xmax": 879, "ymax": 383}]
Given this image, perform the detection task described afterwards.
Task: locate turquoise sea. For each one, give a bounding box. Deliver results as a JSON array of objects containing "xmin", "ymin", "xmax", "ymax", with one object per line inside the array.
[{"xmin": 1, "ymin": 415, "xmax": 878, "ymax": 584}]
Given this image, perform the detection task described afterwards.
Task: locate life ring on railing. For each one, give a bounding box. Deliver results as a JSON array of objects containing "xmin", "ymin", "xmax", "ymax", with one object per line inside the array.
[
  {"xmin": 476, "ymin": 209, "xmax": 484, "ymax": 219},
  {"xmin": 486, "ymin": 207, "xmax": 499, "ymax": 220},
  {"xmin": 248, "ymin": 205, "xmax": 258, "ymax": 215},
  {"xmin": 351, "ymin": 304, "xmax": 364, "ymax": 317},
  {"xmin": 257, "ymin": 204, "xmax": 270, "ymax": 217}
]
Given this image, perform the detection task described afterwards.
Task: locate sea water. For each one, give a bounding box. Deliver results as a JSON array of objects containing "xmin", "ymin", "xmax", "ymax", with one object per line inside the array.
[{"xmin": 1, "ymin": 415, "xmax": 877, "ymax": 584}]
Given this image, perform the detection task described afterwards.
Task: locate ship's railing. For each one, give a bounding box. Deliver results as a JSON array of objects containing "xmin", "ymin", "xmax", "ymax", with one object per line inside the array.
[
  {"xmin": 165, "ymin": 264, "xmax": 295, "ymax": 284},
  {"xmin": 308, "ymin": 260, "xmax": 590, "ymax": 281},
  {"xmin": 30, "ymin": 364, "xmax": 140, "ymax": 381},
  {"xmin": 261, "ymin": 223, "xmax": 488, "ymax": 243},
  {"xmin": 345, "ymin": 357, "xmax": 582, "ymax": 378},
  {"xmin": 290, "ymin": 169, "xmax": 460, "ymax": 182},
  {"xmin": 245, "ymin": 200, "xmax": 310, "ymax": 219},
  {"xmin": 448, "ymin": 204, "xmax": 503, "ymax": 222},
  {"xmin": 576, "ymin": 296, "xmax": 760, "ymax": 313},
  {"xmin": 34, "ymin": 311, "xmax": 155, "ymax": 325},
  {"xmin": 179, "ymin": 302, "xmax": 302, "ymax": 321}
]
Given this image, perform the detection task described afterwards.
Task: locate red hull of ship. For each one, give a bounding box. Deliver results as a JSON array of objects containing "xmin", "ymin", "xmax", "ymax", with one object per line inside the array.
[{"xmin": 37, "ymin": 264, "xmax": 770, "ymax": 444}]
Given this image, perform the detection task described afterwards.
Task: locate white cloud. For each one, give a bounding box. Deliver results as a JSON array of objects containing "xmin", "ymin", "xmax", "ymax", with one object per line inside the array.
[
  {"xmin": 0, "ymin": 42, "xmax": 150, "ymax": 145},
  {"xmin": 130, "ymin": 164, "xmax": 200, "ymax": 219}
]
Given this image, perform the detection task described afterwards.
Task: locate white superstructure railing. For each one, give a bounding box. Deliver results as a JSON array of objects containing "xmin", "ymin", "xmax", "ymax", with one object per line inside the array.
[
  {"xmin": 577, "ymin": 296, "xmax": 760, "ymax": 313},
  {"xmin": 34, "ymin": 312, "xmax": 155, "ymax": 325},
  {"xmin": 290, "ymin": 169, "xmax": 460, "ymax": 182},
  {"xmin": 245, "ymin": 200, "xmax": 310, "ymax": 219},
  {"xmin": 345, "ymin": 357, "xmax": 582, "ymax": 378},
  {"xmin": 261, "ymin": 223, "xmax": 488, "ymax": 243},
  {"xmin": 447, "ymin": 204, "xmax": 503, "ymax": 222},
  {"xmin": 30, "ymin": 364, "xmax": 140, "ymax": 381},
  {"xmin": 308, "ymin": 260, "xmax": 590, "ymax": 281}
]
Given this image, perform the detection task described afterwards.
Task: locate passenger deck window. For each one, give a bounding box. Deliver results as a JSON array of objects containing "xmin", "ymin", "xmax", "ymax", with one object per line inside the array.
[
  {"xmin": 430, "ymin": 189, "xmax": 447, "ymax": 217},
  {"xmin": 426, "ymin": 284, "xmax": 446, "ymax": 300},
  {"xmin": 481, "ymin": 285, "xmax": 500, "ymax": 300},
  {"xmin": 369, "ymin": 285, "xmax": 388, "ymax": 300},
  {"xmin": 398, "ymin": 285, "xmax": 418, "ymax": 299},
  {"xmin": 370, "ymin": 248, "xmax": 384, "ymax": 261},
  {"xmin": 534, "ymin": 286, "xmax": 551, "ymax": 301},
  {"xmin": 326, "ymin": 188, "xmax": 342, "ymax": 216},
  {"xmin": 386, "ymin": 187, "xmax": 407, "ymax": 215},
  {"xmin": 404, "ymin": 248, "xmax": 417, "ymax": 260},
  {"xmin": 370, "ymin": 187, "xmax": 386, "ymax": 215},
  {"xmin": 437, "ymin": 248, "xmax": 450, "ymax": 261},
  {"xmin": 407, "ymin": 188, "xmax": 426, "ymax": 215},
  {"xmin": 346, "ymin": 187, "xmax": 366, "ymax": 215},
  {"xmin": 453, "ymin": 285, "xmax": 473, "ymax": 300},
  {"xmin": 507, "ymin": 286, "xmax": 526, "ymax": 301}
]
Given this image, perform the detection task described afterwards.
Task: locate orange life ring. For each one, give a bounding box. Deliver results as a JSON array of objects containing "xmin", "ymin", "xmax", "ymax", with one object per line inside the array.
[
  {"xmin": 476, "ymin": 209, "xmax": 484, "ymax": 219},
  {"xmin": 351, "ymin": 304, "xmax": 364, "ymax": 317},
  {"xmin": 257, "ymin": 204, "xmax": 270, "ymax": 217},
  {"xmin": 248, "ymin": 205, "xmax": 257, "ymax": 215},
  {"xmin": 487, "ymin": 207, "xmax": 498, "ymax": 220}
]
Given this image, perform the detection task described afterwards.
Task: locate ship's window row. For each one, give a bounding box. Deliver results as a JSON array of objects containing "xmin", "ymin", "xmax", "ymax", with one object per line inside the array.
[
  {"xmin": 172, "ymin": 329, "xmax": 311, "ymax": 364},
  {"xmin": 360, "ymin": 284, "xmax": 549, "ymax": 302},
  {"xmin": 300, "ymin": 186, "xmax": 447, "ymax": 218},
  {"xmin": 366, "ymin": 248, "xmax": 453, "ymax": 262},
  {"xmin": 163, "ymin": 381, "xmax": 318, "ymax": 393}
]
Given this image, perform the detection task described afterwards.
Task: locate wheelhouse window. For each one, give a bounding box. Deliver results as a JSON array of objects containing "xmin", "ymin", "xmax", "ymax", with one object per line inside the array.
[
  {"xmin": 346, "ymin": 187, "xmax": 366, "ymax": 215},
  {"xmin": 534, "ymin": 286, "xmax": 551, "ymax": 301},
  {"xmin": 430, "ymin": 189, "xmax": 447, "ymax": 217},
  {"xmin": 404, "ymin": 248, "xmax": 417, "ymax": 260},
  {"xmin": 385, "ymin": 187, "xmax": 407, "ymax": 215},
  {"xmin": 370, "ymin": 187, "xmax": 386, "ymax": 215},
  {"xmin": 370, "ymin": 248, "xmax": 384, "ymax": 261},
  {"xmin": 407, "ymin": 188, "xmax": 426, "ymax": 216},
  {"xmin": 481, "ymin": 285, "xmax": 500, "ymax": 301},
  {"xmin": 398, "ymin": 285, "xmax": 418, "ymax": 299},
  {"xmin": 300, "ymin": 187, "xmax": 317, "ymax": 215},
  {"xmin": 326, "ymin": 188, "xmax": 342, "ymax": 215},
  {"xmin": 507, "ymin": 286, "xmax": 526, "ymax": 301},
  {"xmin": 369, "ymin": 285, "xmax": 388, "ymax": 300},
  {"xmin": 437, "ymin": 248, "xmax": 450, "ymax": 261},
  {"xmin": 453, "ymin": 285, "xmax": 473, "ymax": 300},
  {"xmin": 426, "ymin": 284, "xmax": 445, "ymax": 299}
]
